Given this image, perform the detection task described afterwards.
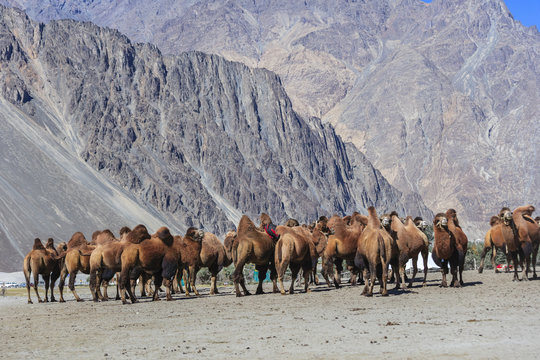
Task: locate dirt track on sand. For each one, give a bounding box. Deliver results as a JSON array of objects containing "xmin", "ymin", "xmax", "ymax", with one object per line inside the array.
[{"xmin": 1, "ymin": 270, "xmax": 539, "ymax": 359}]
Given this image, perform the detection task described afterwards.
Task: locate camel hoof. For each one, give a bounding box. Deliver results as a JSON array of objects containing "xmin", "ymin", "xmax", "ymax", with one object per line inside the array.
[
  {"xmin": 522, "ymin": 276, "xmax": 529, "ymax": 282},
  {"xmin": 76, "ymin": 299, "xmax": 84, "ymax": 302},
  {"xmin": 422, "ymin": 282, "xmax": 427, "ymax": 287},
  {"xmin": 101, "ymin": 297, "xmax": 108, "ymax": 302},
  {"xmin": 280, "ymin": 291, "xmax": 286, "ymax": 295},
  {"xmin": 407, "ymin": 283, "xmax": 413, "ymax": 288},
  {"xmin": 184, "ymin": 293, "xmax": 191, "ymax": 297},
  {"xmin": 28, "ymin": 300, "xmax": 33, "ymax": 304},
  {"xmin": 50, "ymin": 298, "xmax": 56, "ymax": 302},
  {"xmin": 59, "ymin": 299, "xmax": 65, "ymax": 303},
  {"xmin": 364, "ymin": 292, "xmax": 373, "ymax": 297},
  {"xmin": 38, "ymin": 299, "xmax": 44, "ymax": 303},
  {"xmin": 478, "ymin": 268, "xmax": 483, "ymax": 274},
  {"xmin": 305, "ymin": 288, "xmax": 311, "ymax": 293},
  {"xmin": 381, "ymin": 291, "xmax": 389, "ymax": 297},
  {"xmin": 244, "ymin": 291, "xmax": 252, "ymax": 296}
]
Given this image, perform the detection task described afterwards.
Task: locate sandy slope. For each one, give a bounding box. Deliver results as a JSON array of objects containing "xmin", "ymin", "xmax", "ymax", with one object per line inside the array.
[{"xmin": 1, "ymin": 270, "xmax": 539, "ymax": 359}]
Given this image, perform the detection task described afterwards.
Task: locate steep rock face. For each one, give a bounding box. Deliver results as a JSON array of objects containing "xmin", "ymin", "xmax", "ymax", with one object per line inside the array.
[
  {"xmin": 0, "ymin": 6, "xmax": 429, "ymax": 270},
  {"xmin": 8, "ymin": 0, "xmax": 537, "ymax": 236}
]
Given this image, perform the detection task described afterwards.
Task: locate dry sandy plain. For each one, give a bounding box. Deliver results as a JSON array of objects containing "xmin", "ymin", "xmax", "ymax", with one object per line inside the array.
[{"xmin": 1, "ymin": 270, "xmax": 539, "ymax": 359}]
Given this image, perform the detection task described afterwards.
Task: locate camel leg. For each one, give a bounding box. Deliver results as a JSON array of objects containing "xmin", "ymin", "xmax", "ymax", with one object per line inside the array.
[
  {"xmin": 255, "ymin": 265, "xmax": 267, "ymax": 295},
  {"xmin": 478, "ymin": 245, "xmax": 490, "ymax": 273},
  {"xmin": 364, "ymin": 262, "xmax": 376, "ymax": 297},
  {"xmin": 450, "ymin": 263, "xmax": 460, "ymax": 288},
  {"xmin": 89, "ymin": 270, "xmax": 99, "ymax": 302},
  {"xmin": 49, "ymin": 271, "xmax": 59, "ymax": 302},
  {"xmin": 491, "ymin": 246, "xmax": 498, "ymax": 273},
  {"xmin": 380, "ymin": 262, "xmax": 389, "ymax": 297},
  {"xmin": 277, "ymin": 259, "xmax": 288, "ymax": 295},
  {"xmin": 334, "ymin": 259, "xmax": 343, "ymax": 287},
  {"xmin": 58, "ymin": 264, "xmax": 67, "ymax": 302},
  {"xmin": 520, "ymin": 243, "xmax": 532, "ymax": 281},
  {"xmin": 440, "ymin": 262, "xmax": 448, "ymax": 288},
  {"xmin": 24, "ymin": 259, "xmax": 32, "ymax": 304},
  {"xmin": 233, "ymin": 256, "xmax": 251, "ymax": 297},
  {"xmin": 361, "ymin": 265, "xmax": 370, "ymax": 295},
  {"xmin": 210, "ymin": 273, "xmax": 217, "ymax": 296},
  {"xmin": 68, "ymin": 271, "xmax": 84, "ymax": 302},
  {"xmin": 162, "ymin": 278, "xmax": 173, "ymax": 301},
  {"xmin": 289, "ymin": 264, "xmax": 301, "ymax": 295},
  {"xmin": 421, "ymin": 249, "xmax": 428, "ymax": 287},
  {"xmin": 43, "ymin": 274, "xmax": 50, "ymax": 303},
  {"xmin": 509, "ymin": 252, "xmax": 520, "ymax": 281},
  {"xmin": 303, "ymin": 264, "xmax": 312, "ymax": 293},
  {"xmin": 32, "ymin": 270, "xmax": 43, "ymax": 303},
  {"xmin": 188, "ymin": 266, "xmax": 200, "ymax": 296},
  {"xmin": 152, "ymin": 274, "xmax": 163, "ymax": 301},
  {"xmin": 409, "ymin": 257, "xmax": 418, "ymax": 288},
  {"xmin": 532, "ymin": 242, "xmax": 538, "ymax": 279},
  {"xmin": 101, "ymin": 280, "xmax": 110, "ymax": 301}
]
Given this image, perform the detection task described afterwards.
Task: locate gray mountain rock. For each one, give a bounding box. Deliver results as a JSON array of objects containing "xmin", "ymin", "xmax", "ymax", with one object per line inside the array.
[
  {"xmin": 9, "ymin": 0, "xmax": 536, "ymax": 236},
  {"xmin": 0, "ymin": 6, "xmax": 429, "ymax": 271}
]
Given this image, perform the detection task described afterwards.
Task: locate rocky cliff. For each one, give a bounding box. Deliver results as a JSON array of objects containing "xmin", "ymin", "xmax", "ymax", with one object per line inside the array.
[
  {"xmin": 0, "ymin": 6, "xmax": 429, "ymax": 271},
  {"xmin": 10, "ymin": 0, "xmax": 537, "ymax": 236}
]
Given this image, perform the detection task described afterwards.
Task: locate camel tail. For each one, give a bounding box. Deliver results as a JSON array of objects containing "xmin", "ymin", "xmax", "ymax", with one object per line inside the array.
[
  {"xmin": 378, "ymin": 234, "xmax": 387, "ymax": 264},
  {"xmin": 23, "ymin": 256, "xmax": 31, "ymax": 283}
]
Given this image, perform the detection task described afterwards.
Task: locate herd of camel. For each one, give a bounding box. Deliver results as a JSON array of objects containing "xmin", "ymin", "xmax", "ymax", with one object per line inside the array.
[{"xmin": 22, "ymin": 204, "xmax": 539, "ymax": 304}]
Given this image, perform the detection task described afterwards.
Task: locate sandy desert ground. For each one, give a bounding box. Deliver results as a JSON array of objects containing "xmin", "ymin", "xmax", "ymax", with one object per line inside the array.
[{"xmin": 1, "ymin": 269, "xmax": 539, "ymax": 359}]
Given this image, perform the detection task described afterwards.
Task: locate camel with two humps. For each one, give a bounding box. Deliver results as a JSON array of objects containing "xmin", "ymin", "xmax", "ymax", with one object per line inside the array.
[
  {"xmin": 23, "ymin": 238, "xmax": 66, "ymax": 304},
  {"xmin": 432, "ymin": 213, "xmax": 459, "ymax": 287},
  {"xmin": 274, "ymin": 225, "xmax": 319, "ymax": 294},
  {"xmin": 58, "ymin": 232, "xmax": 98, "ymax": 302},
  {"xmin": 323, "ymin": 214, "xmax": 367, "ymax": 288},
  {"xmin": 232, "ymin": 214, "xmax": 279, "ymax": 297},
  {"xmin": 88, "ymin": 225, "xmax": 151, "ymax": 301},
  {"xmin": 119, "ymin": 227, "xmax": 181, "ymax": 304},
  {"xmin": 354, "ymin": 207, "xmax": 392, "ymax": 296},
  {"xmin": 383, "ymin": 212, "xmax": 429, "ymax": 288},
  {"xmin": 445, "ymin": 209, "xmax": 468, "ymax": 286},
  {"xmin": 478, "ymin": 213, "xmax": 511, "ymax": 273},
  {"xmin": 512, "ymin": 205, "xmax": 539, "ymax": 280}
]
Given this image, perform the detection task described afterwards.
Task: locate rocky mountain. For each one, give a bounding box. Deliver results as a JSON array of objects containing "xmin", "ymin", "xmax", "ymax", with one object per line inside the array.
[
  {"xmin": 7, "ymin": 0, "xmax": 537, "ymax": 237},
  {"xmin": 0, "ymin": 6, "xmax": 430, "ymax": 271}
]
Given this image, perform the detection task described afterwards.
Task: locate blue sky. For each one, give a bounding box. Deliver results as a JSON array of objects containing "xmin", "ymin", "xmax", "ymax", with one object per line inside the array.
[
  {"xmin": 421, "ymin": 0, "xmax": 539, "ymax": 27},
  {"xmin": 504, "ymin": 0, "xmax": 540, "ymax": 27}
]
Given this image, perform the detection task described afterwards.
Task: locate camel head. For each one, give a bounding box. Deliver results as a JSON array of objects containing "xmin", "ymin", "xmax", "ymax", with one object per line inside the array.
[
  {"xmin": 414, "ymin": 217, "xmax": 428, "ymax": 231},
  {"xmin": 315, "ymin": 216, "xmax": 330, "ymax": 235},
  {"xmin": 185, "ymin": 227, "xmax": 204, "ymax": 242},
  {"xmin": 326, "ymin": 215, "xmax": 343, "ymax": 235},
  {"xmin": 285, "ymin": 218, "xmax": 299, "ymax": 227},
  {"xmin": 434, "ymin": 213, "xmax": 448, "ymax": 229},
  {"xmin": 259, "ymin": 213, "xmax": 273, "ymax": 228},
  {"xmin": 499, "ymin": 208, "xmax": 513, "ymax": 225},
  {"xmin": 119, "ymin": 226, "xmax": 132, "ymax": 237},
  {"xmin": 380, "ymin": 214, "xmax": 391, "ymax": 229}
]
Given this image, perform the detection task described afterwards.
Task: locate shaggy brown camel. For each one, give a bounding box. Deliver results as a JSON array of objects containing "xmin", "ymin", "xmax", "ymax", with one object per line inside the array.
[
  {"xmin": 354, "ymin": 207, "xmax": 392, "ymax": 296},
  {"xmin": 274, "ymin": 226, "xmax": 318, "ymax": 294},
  {"xmin": 232, "ymin": 214, "xmax": 279, "ymax": 297},
  {"xmin": 89, "ymin": 225, "xmax": 151, "ymax": 301},
  {"xmin": 323, "ymin": 214, "xmax": 366, "ymax": 288},
  {"xmin": 183, "ymin": 231, "xmax": 229, "ymax": 296},
  {"xmin": 119, "ymin": 227, "xmax": 180, "ymax": 304},
  {"xmin": 512, "ymin": 205, "xmax": 539, "ymax": 280},
  {"xmin": 23, "ymin": 238, "xmax": 65, "ymax": 304},
  {"xmin": 445, "ymin": 209, "xmax": 468, "ymax": 286},
  {"xmin": 478, "ymin": 214, "xmax": 510, "ymax": 273},
  {"xmin": 58, "ymin": 232, "xmax": 96, "ymax": 302},
  {"xmin": 431, "ymin": 213, "xmax": 459, "ymax": 287},
  {"xmin": 174, "ymin": 227, "xmax": 204, "ymax": 296},
  {"xmin": 384, "ymin": 213, "xmax": 429, "ymax": 288}
]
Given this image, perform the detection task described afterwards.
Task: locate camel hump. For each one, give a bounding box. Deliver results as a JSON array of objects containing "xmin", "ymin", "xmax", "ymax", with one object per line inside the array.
[
  {"xmin": 126, "ymin": 224, "xmax": 151, "ymax": 243},
  {"xmin": 156, "ymin": 227, "xmax": 173, "ymax": 245},
  {"xmin": 367, "ymin": 207, "xmax": 381, "ymax": 228},
  {"xmin": 68, "ymin": 232, "xmax": 88, "ymax": 249},
  {"xmin": 514, "ymin": 205, "xmax": 535, "ymax": 216},
  {"xmin": 45, "ymin": 238, "xmax": 55, "ymax": 249},
  {"xmin": 32, "ymin": 238, "xmax": 45, "ymax": 250},
  {"xmin": 238, "ymin": 215, "xmax": 257, "ymax": 234},
  {"xmin": 119, "ymin": 226, "xmax": 132, "ymax": 236},
  {"xmin": 490, "ymin": 216, "xmax": 501, "ymax": 226}
]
